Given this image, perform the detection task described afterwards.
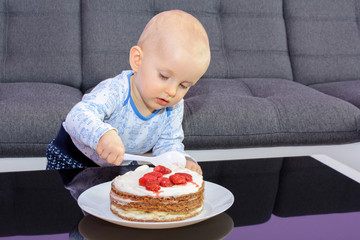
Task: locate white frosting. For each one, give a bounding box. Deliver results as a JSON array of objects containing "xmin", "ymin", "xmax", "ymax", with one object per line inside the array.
[{"xmin": 112, "ymin": 164, "xmax": 203, "ymax": 197}]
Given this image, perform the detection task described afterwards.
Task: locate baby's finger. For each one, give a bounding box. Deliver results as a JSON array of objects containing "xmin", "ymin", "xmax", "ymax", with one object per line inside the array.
[
  {"xmin": 197, "ymin": 166, "xmax": 203, "ymax": 175},
  {"xmin": 191, "ymin": 163, "xmax": 202, "ymax": 175},
  {"xmin": 112, "ymin": 154, "xmax": 123, "ymax": 166},
  {"xmin": 100, "ymin": 150, "xmax": 110, "ymax": 161},
  {"xmin": 106, "ymin": 152, "xmax": 117, "ymax": 164},
  {"xmin": 194, "ymin": 166, "xmax": 202, "ymax": 175},
  {"xmin": 96, "ymin": 145, "xmax": 104, "ymax": 156}
]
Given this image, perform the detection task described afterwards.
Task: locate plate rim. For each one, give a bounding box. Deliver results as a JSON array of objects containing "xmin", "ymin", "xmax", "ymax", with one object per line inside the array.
[{"xmin": 78, "ymin": 180, "xmax": 234, "ymax": 229}]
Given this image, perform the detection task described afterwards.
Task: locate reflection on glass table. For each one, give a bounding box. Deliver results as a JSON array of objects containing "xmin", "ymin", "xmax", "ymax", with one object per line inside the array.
[{"xmin": 71, "ymin": 212, "xmax": 233, "ymax": 240}]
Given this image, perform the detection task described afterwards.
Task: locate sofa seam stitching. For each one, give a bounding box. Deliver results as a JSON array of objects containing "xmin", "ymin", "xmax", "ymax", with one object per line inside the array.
[
  {"xmin": 239, "ymin": 80, "xmax": 255, "ymax": 97},
  {"xmin": 291, "ymin": 53, "xmax": 360, "ymax": 58},
  {"xmin": 217, "ymin": 0, "xmax": 230, "ymax": 79},
  {"xmin": 260, "ymin": 97, "xmax": 284, "ymax": 133},
  {"xmin": 2, "ymin": 128, "xmax": 359, "ymax": 143},
  {"xmin": 239, "ymin": 80, "xmax": 284, "ymax": 134},
  {"xmin": 183, "ymin": 130, "xmax": 360, "ymax": 137},
  {"xmin": 285, "ymin": 16, "xmax": 357, "ymax": 22},
  {"xmin": 183, "ymin": 100, "xmax": 195, "ymax": 136},
  {"xmin": 354, "ymin": 0, "xmax": 360, "ymax": 46},
  {"xmin": 282, "ymin": 0, "xmax": 295, "ymax": 82},
  {"xmin": 80, "ymin": 0, "xmax": 84, "ymax": 92},
  {"xmin": 2, "ymin": 0, "xmax": 8, "ymax": 82}
]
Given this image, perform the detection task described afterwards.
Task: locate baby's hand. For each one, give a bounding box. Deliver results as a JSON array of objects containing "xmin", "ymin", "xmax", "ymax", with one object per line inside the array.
[
  {"xmin": 96, "ymin": 129, "xmax": 125, "ymax": 165},
  {"xmin": 185, "ymin": 160, "xmax": 203, "ymax": 175}
]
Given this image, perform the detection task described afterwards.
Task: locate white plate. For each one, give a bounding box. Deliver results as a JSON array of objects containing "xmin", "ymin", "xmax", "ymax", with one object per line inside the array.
[{"xmin": 78, "ymin": 181, "xmax": 234, "ymax": 229}]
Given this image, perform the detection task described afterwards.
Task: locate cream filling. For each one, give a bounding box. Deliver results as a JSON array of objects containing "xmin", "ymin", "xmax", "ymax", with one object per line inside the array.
[
  {"xmin": 111, "ymin": 205, "xmax": 203, "ymax": 221},
  {"xmin": 110, "ymin": 192, "xmax": 136, "ymax": 204}
]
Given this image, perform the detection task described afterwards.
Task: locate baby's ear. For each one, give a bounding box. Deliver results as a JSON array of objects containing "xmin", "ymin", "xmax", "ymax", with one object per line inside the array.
[{"xmin": 129, "ymin": 46, "xmax": 143, "ymax": 72}]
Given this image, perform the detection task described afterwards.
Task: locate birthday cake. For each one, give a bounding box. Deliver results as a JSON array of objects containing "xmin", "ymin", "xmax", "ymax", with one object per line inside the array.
[{"xmin": 110, "ymin": 164, "xmax": 204, "ymax": 222}]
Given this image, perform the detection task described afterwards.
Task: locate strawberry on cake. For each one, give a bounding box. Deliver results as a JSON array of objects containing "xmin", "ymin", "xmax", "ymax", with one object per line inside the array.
[{"xmin": 110, "ymin": 164, "xmax": 204, "ymax": 222}]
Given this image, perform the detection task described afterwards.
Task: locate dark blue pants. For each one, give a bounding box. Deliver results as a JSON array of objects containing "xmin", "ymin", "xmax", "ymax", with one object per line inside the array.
[{"xmin": 46, "ymin": 124, "xmax": 98, "ymax": 169}]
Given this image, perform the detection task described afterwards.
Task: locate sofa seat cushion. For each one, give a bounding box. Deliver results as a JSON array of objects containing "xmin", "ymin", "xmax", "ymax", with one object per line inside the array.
[
  {"xmin": 310, "ymin": 80, "xmax": 360, "ymax": 109},
  {"xmin": 0, "ymin": 82, "xmax": 82, "ymax": 157},
  {"xmin": 183, "ymin": 78, "xmax": 360, "ymax": 149}
]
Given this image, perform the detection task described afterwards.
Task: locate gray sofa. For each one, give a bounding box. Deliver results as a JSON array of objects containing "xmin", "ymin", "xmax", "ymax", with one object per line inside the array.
[{"xmin": 1, "ymin": 0, "xmax": 360, "ymax": 225}]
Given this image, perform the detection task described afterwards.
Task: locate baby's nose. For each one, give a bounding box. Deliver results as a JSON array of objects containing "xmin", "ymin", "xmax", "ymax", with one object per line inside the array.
[{"xmin": 165, "ymin": 83, "xmax": 177, "ymax": 97}]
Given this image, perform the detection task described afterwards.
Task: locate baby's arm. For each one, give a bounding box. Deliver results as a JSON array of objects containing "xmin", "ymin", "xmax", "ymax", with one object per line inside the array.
[
  {"xmin": 64, "ymin": 78, "xmax": 125, "ymax": 163},
  {"xmin": 97, "ymin": 129, "xmax": 125, "ymax": 165}
]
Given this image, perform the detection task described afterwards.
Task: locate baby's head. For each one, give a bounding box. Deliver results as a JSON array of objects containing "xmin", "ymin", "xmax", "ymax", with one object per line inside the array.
[
  {"xmin": 137, "ymin": 10, "xmax": 210, "ymax": 72},
  {"xmin": 129, "ymin": 10, "xmax": 210, "ymax": 114}
]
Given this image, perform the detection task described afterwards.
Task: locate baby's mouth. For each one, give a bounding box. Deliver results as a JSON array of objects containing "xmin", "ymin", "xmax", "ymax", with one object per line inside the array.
[{"xmin": 156, "ymin": 98, "xmax": 169, "ymax": 106}]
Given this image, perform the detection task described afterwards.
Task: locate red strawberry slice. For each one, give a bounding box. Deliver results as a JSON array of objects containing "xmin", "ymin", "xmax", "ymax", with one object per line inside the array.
[
  {"xmin": 176, "ymin": 173, "xmax": 193, "ymax": 182},
  {"xmin": 145, "ymin": 179, "xmax": 161, "ymax": 191},
  {"xmin": 159, "ymin": 177, "xmax": 174, "ymax": 187},
  {"xmin": 139, "ymin": 174, "xmax": 157, "ymax": 186},
  {"xmin": 169, "ymin": 173, "xmax": 186, "ymax": 185},
  {"xmin": 154, "ymin": 165, "xmax": 172, "ymax": 174},
  {"xmin": 144, "ymin": 171, "xmax": 163, "ymax": 179}
]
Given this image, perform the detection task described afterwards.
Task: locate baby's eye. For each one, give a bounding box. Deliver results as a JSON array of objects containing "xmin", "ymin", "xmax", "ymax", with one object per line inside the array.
[
  {"xmin": 179, "ymin": 83, "xmax": 189, "ymax": 89},
  {"xmin": 159, "ymin": 73, "xmax": 169, "ymax": 80}
]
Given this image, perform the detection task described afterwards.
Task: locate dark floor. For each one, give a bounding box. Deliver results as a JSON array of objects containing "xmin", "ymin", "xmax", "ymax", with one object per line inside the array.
[{"xmin": 225, "ymin": 212, "xmax": 360, "ymax": 240}]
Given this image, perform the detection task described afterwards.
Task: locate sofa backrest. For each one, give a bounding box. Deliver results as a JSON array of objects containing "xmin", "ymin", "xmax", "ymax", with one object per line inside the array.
[
  {"xmin": 81, "ymin": 0, "xmax": 293, "ymax": 92},
  {"xmin": 209, "ymin": 0, "xmax": 292, "ymax": 81},
  {"xmin": 0, "ymin": 0, "xmax": 82, "ymax": 88},
  {"xmin": 4, "ymin": 0, "xmax": 358, "ymax": 91},
  {"xmin": 284, "ymin": 0, "xmax": 360, "ymax": 86},
  {"xmin": 81, "ymin": 0, "xmax": 142, "ymax": 91}
]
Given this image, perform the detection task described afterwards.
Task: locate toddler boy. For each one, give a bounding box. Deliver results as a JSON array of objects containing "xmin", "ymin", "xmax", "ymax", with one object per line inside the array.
[{"xmin": 46, "ymin": 10, "xmax": 211, "ymax": 175}]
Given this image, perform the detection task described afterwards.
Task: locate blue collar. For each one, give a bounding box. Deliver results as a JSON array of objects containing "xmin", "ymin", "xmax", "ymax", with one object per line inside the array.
[{"xmin": 124, "ymin": 72, "xmax": 170, "ymax": 121}]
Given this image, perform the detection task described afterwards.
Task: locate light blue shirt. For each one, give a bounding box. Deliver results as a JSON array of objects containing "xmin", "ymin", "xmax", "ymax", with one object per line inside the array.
[{"xmin": 63, "ymin": 70, "xmax": 186, "ymax": 166}]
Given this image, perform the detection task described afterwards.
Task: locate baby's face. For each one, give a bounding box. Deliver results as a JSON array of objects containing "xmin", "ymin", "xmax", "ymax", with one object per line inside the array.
[
  {"xmin": 130, "ymin": 10, "xmax": 210, "ymax": 116},
  {"xmin": 132, "ymin": 42, "xmax": 207, "ymax": 114}
]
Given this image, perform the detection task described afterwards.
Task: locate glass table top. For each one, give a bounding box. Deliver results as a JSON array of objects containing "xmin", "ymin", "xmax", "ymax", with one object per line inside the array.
[{"xmin": 1, "ymin": 160, "xmax": 360, "ymax": 240}]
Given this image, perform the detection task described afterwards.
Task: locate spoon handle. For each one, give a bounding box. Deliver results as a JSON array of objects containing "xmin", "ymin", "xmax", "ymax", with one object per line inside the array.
[
  {"xmin": 123, "ymin": 153, "xmax": 154, "ymax": 163},
  {"xmin": 123, "ymin": 152, "xmax": 186, "ymax": 167}
]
